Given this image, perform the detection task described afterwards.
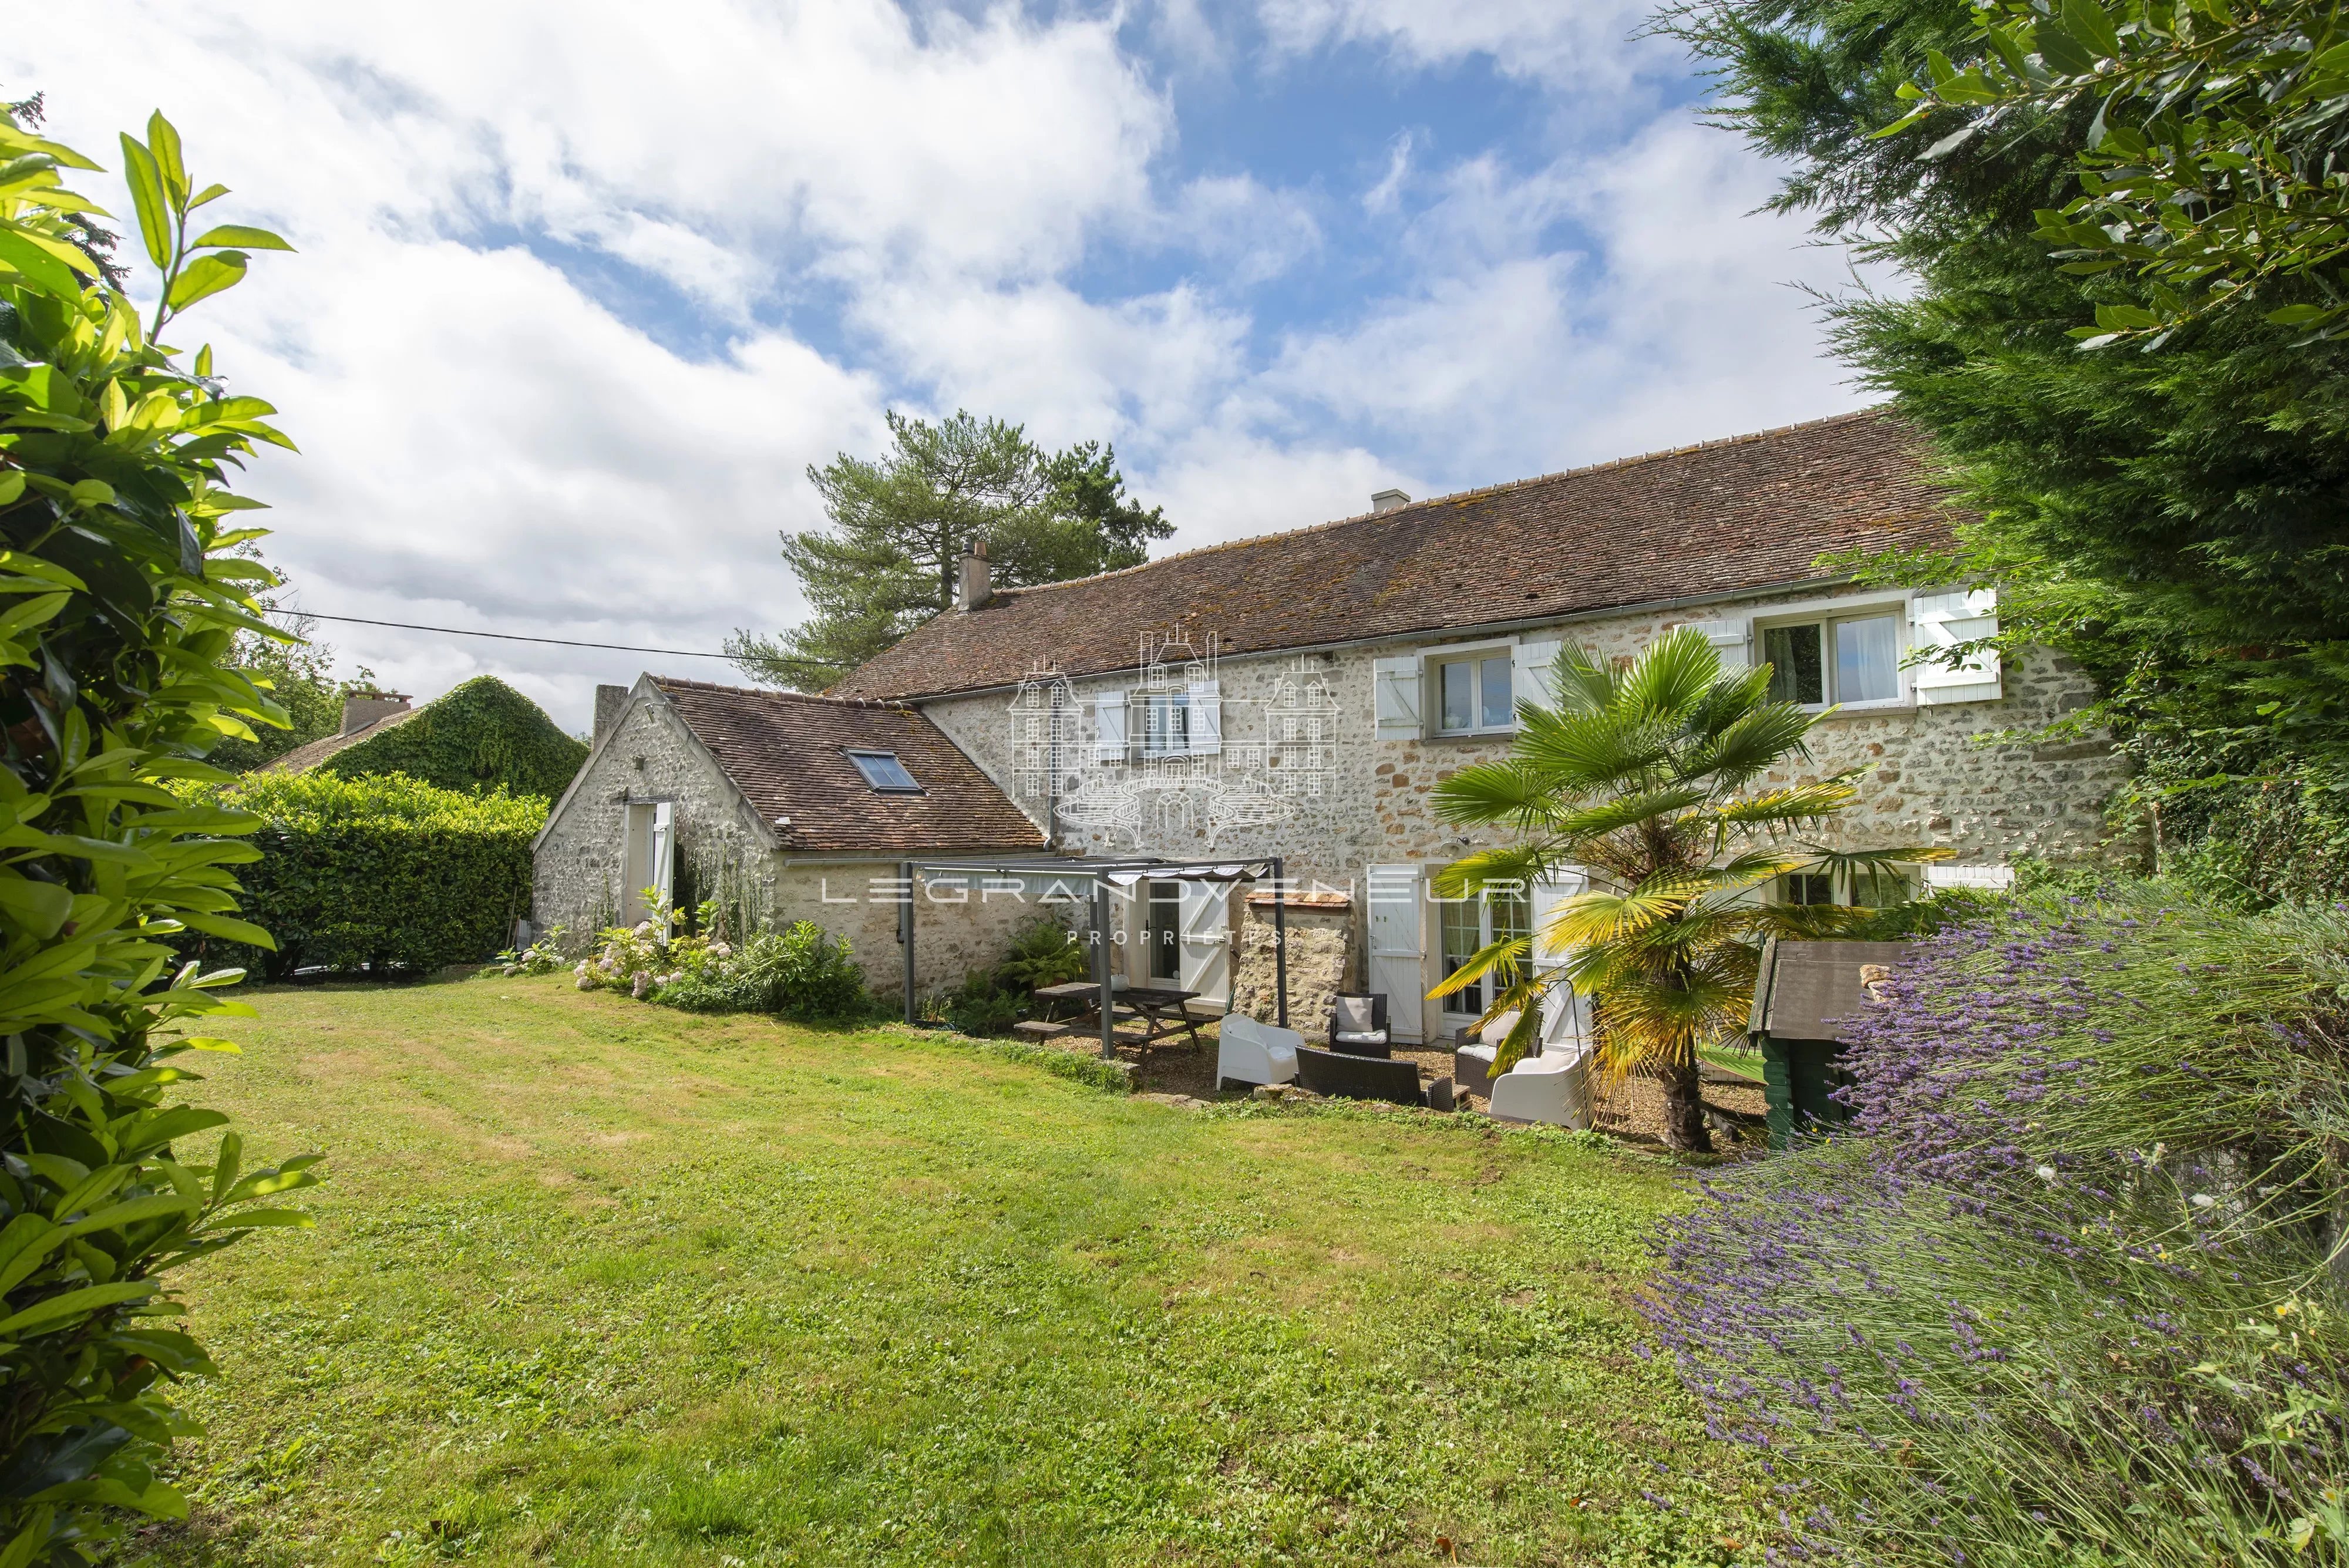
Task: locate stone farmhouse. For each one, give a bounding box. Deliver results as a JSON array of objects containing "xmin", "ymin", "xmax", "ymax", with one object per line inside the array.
[{"xmin": 533, "ymin": 409, "xmax": 2127, "ymax": 1040}]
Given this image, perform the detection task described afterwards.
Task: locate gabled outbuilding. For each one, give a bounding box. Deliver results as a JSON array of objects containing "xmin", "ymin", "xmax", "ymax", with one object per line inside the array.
[{"xmin": 533, "ymin": 675, "xmax": 1049, "ymax": 997}]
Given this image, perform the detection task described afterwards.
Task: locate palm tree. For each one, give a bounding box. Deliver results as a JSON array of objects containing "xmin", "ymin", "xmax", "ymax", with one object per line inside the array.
[{"xmin": 1429, "ymin": 626, "xmax": 1944, "ymax": 1153}]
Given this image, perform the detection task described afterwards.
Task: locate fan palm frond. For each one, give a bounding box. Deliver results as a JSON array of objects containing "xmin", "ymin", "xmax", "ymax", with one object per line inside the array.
[
  {"xmin": 1426, "ymin": 931, "xmax": 1530, "ymax": 1000},
  {"xmin": 1617, "ymin": 626, "xmax": 1724, "ymax": 722},
  {"xmin": 1427, "ymin": 845, "xmax": 1550, "ymax": 901}
]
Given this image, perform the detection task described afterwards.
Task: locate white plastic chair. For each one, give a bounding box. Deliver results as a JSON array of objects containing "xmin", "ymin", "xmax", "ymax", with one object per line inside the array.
[
  {"xmin": 1452, "ymin": 1010, "xmax": 1524, "ymax": 1095},
  {"xmin": 1488, "ymin": 1045, "xmax": 1592, "ymax": 1129},
  {"xmin": 1216, "ymin": 1014, "xmax": 1302, "ymax": 1091}
]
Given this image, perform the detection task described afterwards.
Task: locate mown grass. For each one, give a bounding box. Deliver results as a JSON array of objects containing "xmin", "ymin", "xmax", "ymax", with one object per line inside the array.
[{"xmin": 146, "ymin": 975, "xmax": 1760, "ymax": 1567}]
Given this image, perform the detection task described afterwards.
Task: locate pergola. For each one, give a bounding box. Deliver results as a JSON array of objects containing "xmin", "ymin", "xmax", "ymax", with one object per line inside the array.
[{"xmin": 901, "ymin": 854, "xmax": 1290, "ymax": 1059}]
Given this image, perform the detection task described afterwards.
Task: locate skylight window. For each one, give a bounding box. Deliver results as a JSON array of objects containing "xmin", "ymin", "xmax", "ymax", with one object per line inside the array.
[{"xmin": 847, "ymin": 750, "xmax": 921, "ymax": 792}]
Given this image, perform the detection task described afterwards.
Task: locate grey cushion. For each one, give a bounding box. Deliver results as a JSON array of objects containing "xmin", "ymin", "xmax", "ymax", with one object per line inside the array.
[
  {"xmin": 1334, "ymin": 1029, "xmax": 1385, "ymax": 1045},
  {"xmin": 1333, "ymin": 997, "xmax": 1377, "ymax": 1034}
]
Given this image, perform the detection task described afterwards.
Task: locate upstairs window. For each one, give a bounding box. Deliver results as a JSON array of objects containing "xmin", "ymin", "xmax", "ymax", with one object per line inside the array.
[
  {"xmin": 847, "ymin": 750, "xmax": 921, "ymax": 792},
  {"xmin": 1143, "ymin": 694, "xmax": 1190, "ymax": 758},
  {"xmin": 1434, "ymin": 653, "xmax": 1514, "ymax": 736},
  {"xmin": 1761, "ymin": 611, "xmax": 1904, "ymax": 708}
]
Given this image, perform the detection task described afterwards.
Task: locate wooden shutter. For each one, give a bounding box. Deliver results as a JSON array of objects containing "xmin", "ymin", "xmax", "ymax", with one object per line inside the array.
[
  {"xmin": 1685, "ymin": 618, "xmax": 1749, "ymax": 671},
  {"xmin": 1513, "ymin": 638, "xmax": 1562, "ymax": 715},
  {"xmin": 1177, "ymin": 883, "xmax": 1231, "ymax": 1011},
  {"xmin": 1372, "ymin": 655, "xmax": 1422, "ymax": 741},
  {"xmin": 651, "ymin": 802, "xmax": 675, "ymax": 911},
  {"xmin": 1365, "ymin": 863, "xmax": 1426, "ymax": 1044},
  {"xmin": 1187, "ymin": 679, "xmax": 1221, "ymax": 755},
  {"xmin": 1910, "ymin": 590, "xmax": 2002, "ymax": 704},
  {"xmin": 1093, "ymin": 689, "xmax": 1128, "ymax": 762},
  {"xmin": 1530, "ymin": 869, "xmax": 1589, "ymax": 1052}
]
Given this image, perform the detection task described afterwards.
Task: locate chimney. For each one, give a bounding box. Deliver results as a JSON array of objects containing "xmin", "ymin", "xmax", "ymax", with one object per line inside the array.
[
  {"xmin": 1371, "ymin": 487, "xmax": 1411, "ymax": 514},
  {"xmin": 340, "ymin": 691, "xmax": 410, "ymax": 735},
  {"xmin": 956, "ymin": 538, "xmax": 992, "ymax": 611},
  {"xmin": 593, "ymin": 684, "xmax": 630, "ymax": 749}
]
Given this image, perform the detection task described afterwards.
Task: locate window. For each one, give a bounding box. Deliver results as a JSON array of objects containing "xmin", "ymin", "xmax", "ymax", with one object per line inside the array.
[
  {"xmin": 1777, "ymin": 866, "xmax": 1919, "ymax": 907},
  {"xmin": 1782, "ymin": 872, "xmax": 1837, "ymax": 906},
  {"xmin": 1143, "ymin": 694, "xmax": 1189, "ymax": 758},
  {"xmin": 846, "ymin": 750, "xmax": 920, "ymax": 792},
  {"xmin": 1438, "ymin": 887, "xmax": 1530, "ymax": 1015},
  {"xmin": 1761, "ymin": 611, "xmax": 1904, "ymax": 708},
  {"xmin": 1435, "ymin": 653, "xmax": 1513, "ymax": 736},
  {"xmin": 1146, "ymin": 880, "xmax": 1181, "ymax": 981}
]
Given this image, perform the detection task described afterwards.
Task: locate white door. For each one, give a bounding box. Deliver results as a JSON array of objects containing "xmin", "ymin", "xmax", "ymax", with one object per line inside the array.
[
  {"xmin": 1177, "ymin": 883, "xmax": 1232, "ymax": 1012},
  {"xmin": 1365, "ymin": 863, "xmax": 1426, "ymax": 1044},
  {"xmin": 1530, "ymin": 869, "xmax": 1590, "ymax": 1052}
]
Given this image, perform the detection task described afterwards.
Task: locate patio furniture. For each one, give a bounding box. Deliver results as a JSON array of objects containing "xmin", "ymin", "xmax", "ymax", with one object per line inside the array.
[
  {"xmin": 1215, "ymin": 1014, "xmax": 1301, "ymax": 1091},
  {"xmin": 1452, "ymin": 1009, "xmax": 1527, "ymax": 1096},
  {"xmin": 1487, "ymin": 1046, "xmax": 1592, "ymax": 1129},
  {"xmin": 1294, "ymin": 1044, "xmax": 1453, "ymax": 1109},
  {"xmin": 1119, "ymin": 985, "xmax": 1206, "ymax": 1084},
  {"xmin": 1325, "ymin": 993, "xmax": 1391, "ymax": 1056}
]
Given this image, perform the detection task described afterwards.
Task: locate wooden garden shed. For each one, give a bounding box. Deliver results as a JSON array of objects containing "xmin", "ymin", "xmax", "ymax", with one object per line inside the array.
[{"xmin": 1747, "ymin": 938, "xmax": 1908, "ymax": 1149}]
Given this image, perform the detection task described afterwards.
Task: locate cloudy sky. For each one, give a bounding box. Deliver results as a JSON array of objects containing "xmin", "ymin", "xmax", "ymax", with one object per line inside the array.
[{"xmin": 9, "ymin": 2, "xmax": 1877, "ymax": 732}]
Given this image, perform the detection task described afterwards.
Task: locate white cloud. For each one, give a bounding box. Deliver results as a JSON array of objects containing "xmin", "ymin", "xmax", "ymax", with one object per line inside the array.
[
  {"xmin": 2, "ymin": 0, "xmax": 1880, "ymax": 732},
  {"xmin": 1255, "ymin": 0, "xmax": 1674, "ymax": 88}
]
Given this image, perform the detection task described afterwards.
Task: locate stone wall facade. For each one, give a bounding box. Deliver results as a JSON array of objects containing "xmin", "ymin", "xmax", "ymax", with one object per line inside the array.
[
  {"xmin": 916, "ymin": 583, "xmax": 2134, "ymax": 1040},
  {"xmin": 919, "ymin": 584, "xmax": 2130, "ymax": 884}
]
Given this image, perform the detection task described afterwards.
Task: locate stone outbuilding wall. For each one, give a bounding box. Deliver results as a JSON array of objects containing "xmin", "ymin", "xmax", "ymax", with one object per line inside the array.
[
  {"xmin": 533, "ymin": 688, "xmax": 1063, "ymax": 1000},
  {"xmin": 1230, "ymin": 892, "xmax": 1355, "ymax": 1040}
]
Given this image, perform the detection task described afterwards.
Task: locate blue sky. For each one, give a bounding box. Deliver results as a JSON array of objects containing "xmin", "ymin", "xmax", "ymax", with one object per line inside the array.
[{"xmin": 10, "ymin": 1, "xmax": 1879, "ymax": 730}]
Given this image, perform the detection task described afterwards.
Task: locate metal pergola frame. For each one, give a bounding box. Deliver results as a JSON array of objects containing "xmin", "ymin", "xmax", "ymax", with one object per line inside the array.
[{"xmin": 901, "ymin": 854, "xmax": 1288, "ymax": 1060}]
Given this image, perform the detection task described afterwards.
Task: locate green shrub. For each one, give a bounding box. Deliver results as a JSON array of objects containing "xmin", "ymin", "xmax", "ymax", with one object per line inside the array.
[
  {"xmin": 182, "ymin": 772, "xmax": 543, "ymax": 980},
  {"xmin": 938, "ymin": 970, "xmax": 1026, "ymax": 1037},
  {"xmin": 318, "ymin": 674, "xmax": 585, "ymax": 801},
  {"xmin": 993, "ymin": 918, "xmax": 1088, "ymax": 990},
  {"xmin": 657, "ymin": 923, "xmax": 871, "ymax": 1021},
  {"xmin": 1650, "ymin": 884, "xmax": 2349, "ymax": 1564},
  {"xmin": 0, "ymin": 110, "xmax": 324, "ymax": 1560},
  {"xmin": 575, "ymin": 909, "xmax": 872, "ymax": 1021}
]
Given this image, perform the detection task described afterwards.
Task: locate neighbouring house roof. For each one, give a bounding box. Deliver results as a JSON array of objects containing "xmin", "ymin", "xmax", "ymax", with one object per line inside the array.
[
  {"xmin": 649, "ymin": 677, "xmax": 1047, "ymax": 855},
  {"xmin": 261, "ymin": 706, "xmax": 421, "ymax": 773},
  {"xmin": 833, "ymin": 409, "xmax": 1957, "ymax": 702}
]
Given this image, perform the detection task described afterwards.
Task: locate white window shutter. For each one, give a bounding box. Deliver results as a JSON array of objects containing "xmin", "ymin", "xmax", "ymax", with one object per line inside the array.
[
  {"xmin": 1513, "ymin": 638, "xmax": 1563, "ymax": 714},
  {"xmin": 1372, "ymin": 655, "xmax": 1422, "ymax": 741},
  {"xmin": 1530, "ymin": 869, "xmax": 1590, "ymax": 1051},
  {"xmin": 651, "ymin": 802, "xmax": 675, "ymax": 909},
  {"xmin": 1187, "ymin": 679, "xmax": 1222, "ymax": 755},
  {"xmin": 1093, "ymin": 690, "xmax": 1129, "ymax": 761},
  {"xmin": 1687, "ymin": 618, "xmax": 1749, "ymax": 671},
  {"xmin": 1365, "ymin": 864, "xmax": 1425, "ymax": 1044},
  {"xmin": 1910, "ymin": 590, "xmax": 2003, "ymax": 704}
]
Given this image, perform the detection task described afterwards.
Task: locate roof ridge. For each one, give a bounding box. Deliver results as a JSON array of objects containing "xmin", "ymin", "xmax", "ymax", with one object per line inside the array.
[
  {"xmin": 983, "ymin": 406, "xmax": 1890, "ymax": 603},
  {"xmin": 651, "ymin": 675, "xmax": 906, "ymax": 710}
]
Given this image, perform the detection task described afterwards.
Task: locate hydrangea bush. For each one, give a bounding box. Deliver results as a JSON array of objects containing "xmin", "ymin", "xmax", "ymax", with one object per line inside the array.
[
  {"xmin": 573, "ymin": 903, "xmax": 870, "ymax": 1021},
  {"xmin": 1643, "ymin": 885, "xmax": 2349, "ymax": 1564}
]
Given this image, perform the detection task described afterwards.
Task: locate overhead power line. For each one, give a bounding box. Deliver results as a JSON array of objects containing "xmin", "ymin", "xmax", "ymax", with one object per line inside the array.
[{"xmin": 260, "ymin": 609, "xmax": 837, "ymax": 671}]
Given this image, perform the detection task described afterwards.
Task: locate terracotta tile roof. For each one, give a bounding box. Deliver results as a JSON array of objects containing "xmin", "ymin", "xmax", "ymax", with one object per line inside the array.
[
  {"xmin": 833, "ymin": 410, "xmax": 1957, "ymax": 701},
  {"xmin": 260, "ymin": 706, "xmax": 421, "ymax": 773},
  {"xmin": 651, "ymin": 677, "xmax": 1045, "ymax": 855}
]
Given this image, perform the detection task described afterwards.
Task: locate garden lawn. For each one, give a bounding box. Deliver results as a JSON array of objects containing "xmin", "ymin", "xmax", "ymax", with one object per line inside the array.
[{"xmin": 149, "ymin": 976, "xmax": 1758, "ymax": 1567}]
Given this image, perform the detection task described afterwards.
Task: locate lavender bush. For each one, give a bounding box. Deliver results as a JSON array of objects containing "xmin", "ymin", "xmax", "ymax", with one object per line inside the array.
[{"xmin": 1643, "ymin": 884, "xmax": 2349, "ymax": 1564}]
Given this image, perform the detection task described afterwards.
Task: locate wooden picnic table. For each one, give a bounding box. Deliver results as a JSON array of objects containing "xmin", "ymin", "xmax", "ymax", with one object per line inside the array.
[{"xmin": 1118, "ymin": 986, "xmax": 1206, "ymax": 1078}]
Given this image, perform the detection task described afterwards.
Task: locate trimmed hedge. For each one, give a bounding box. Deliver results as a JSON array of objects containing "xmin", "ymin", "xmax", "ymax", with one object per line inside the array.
[
  {"xmin": 186, "ymin": 772, "xmax": 545, "ymax": 980},
  {"xmin": 319, "ymin": 675, "xmax": 587, "ymax": 800}
]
